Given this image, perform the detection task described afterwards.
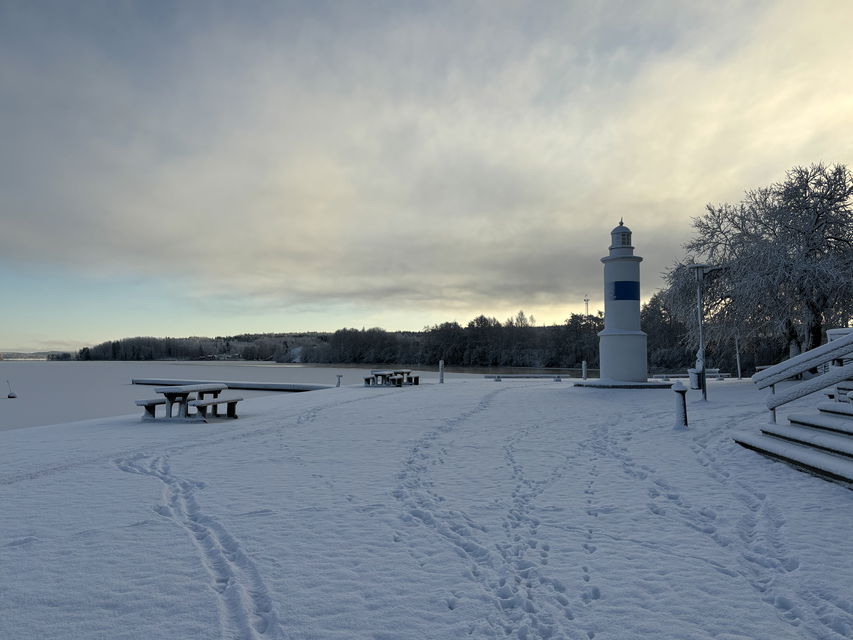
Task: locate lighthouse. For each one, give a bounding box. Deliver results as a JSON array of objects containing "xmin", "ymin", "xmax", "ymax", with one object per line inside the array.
[{"xmin": 598, "ymin": 220, "xmax": 648, "ymax": 382}]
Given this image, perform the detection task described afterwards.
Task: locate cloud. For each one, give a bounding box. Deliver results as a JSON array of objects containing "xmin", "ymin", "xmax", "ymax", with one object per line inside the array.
[{"xmin": 1, "ymin": 0, "xmax": 851, "ymax": 331}]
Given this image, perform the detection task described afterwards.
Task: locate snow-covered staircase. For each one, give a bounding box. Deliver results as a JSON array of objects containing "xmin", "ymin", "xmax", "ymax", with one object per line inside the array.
[
  {"xmin": 735, "ymin": 399, "xmax": 853, "ymax": 484},
  {"xmin": 827, "ymin": 380, "xmax": 853, "ymax": 401},
  {"xmin": 735, "ymin": 331, "xmax": 853, "ymax": 485}
]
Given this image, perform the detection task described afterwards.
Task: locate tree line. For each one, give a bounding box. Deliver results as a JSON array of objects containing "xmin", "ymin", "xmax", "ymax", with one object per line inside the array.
[
  {"xmin": 76, "ymin": 333, "xmax": 317, "ymax": 363},
  {"xmin": 69, "ymin": 295, "xmax": 803, "ymax": 374},
  {"xmin": 73, "ymin": 306, "xmax": 702, "ymax": 372},
  {"xmin": 74, "ymin": 315, "xmax": 607, "ymax": 369},
  {"xmin": 298, "ymin": 312, "xmax": 607, "ymax": 368}
]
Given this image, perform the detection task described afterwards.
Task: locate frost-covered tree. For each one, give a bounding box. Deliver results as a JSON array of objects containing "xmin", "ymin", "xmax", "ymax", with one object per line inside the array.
[
  {"xmin": 664, "ymin": 163, "xmax": 853, "ymax": 359},
  {"xmin": 641, "ymin": 292, "xmax": 693, "ymax": 370}
]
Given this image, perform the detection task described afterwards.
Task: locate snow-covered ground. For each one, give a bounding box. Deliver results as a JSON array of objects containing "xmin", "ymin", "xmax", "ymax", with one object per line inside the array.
[{"xmin": 2, "ymin": 377, "xmax": 852, "ymax": 639}]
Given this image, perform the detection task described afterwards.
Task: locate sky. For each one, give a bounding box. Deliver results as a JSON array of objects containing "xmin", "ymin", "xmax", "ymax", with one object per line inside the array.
[{"xmin": 2, "ymin": 0, "xmax": 852, "ymax": 352}]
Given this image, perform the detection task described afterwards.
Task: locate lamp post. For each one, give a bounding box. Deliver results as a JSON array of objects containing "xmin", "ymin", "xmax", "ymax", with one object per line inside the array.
[{"xmin": 687, "ymin": 263, "xmax": 711, "ymax": 401}]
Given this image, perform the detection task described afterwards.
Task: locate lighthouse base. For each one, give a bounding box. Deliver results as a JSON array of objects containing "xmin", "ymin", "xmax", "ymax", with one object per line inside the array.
[{"xmin": 598, "ymin": 329, "xmax": 648, "ymax": 383}]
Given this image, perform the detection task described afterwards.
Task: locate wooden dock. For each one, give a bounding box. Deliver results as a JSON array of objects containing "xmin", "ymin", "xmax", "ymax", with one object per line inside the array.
[{"xmin": 132, "ymin": 378, "xmax": 332, "ymax": 392}]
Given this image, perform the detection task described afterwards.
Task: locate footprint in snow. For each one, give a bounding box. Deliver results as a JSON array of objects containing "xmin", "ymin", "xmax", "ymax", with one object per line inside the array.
[{"xmin": 5, "ymin": 536, "xmax": 38, "ymax": 547}]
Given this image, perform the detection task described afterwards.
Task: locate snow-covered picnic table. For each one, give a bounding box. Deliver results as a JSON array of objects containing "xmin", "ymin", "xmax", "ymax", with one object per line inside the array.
[
  {"xmin": 365, "ymin": 369, "xmax": 418, "ymax": 386},
  {"xmin": 135, "ymin": 383, "xmax": 231, "ymax": 420}
]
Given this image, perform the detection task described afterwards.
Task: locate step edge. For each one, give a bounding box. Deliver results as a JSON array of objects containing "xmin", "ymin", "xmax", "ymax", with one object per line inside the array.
[
  {"xmin": 734, "ymin": 435, "xmax": 853, "ymax": 485},
  {"xmin": 760, "ymin": 427, "xmax": 853, "ymax": 459}
]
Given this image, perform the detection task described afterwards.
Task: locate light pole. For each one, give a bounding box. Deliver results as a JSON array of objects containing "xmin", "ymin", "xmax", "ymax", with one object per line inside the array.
[{"xmin": 687, "ymin": 263, "xmax": 711, "ymax": 401}]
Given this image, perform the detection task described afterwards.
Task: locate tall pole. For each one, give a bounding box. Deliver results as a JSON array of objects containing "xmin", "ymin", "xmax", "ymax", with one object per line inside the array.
[
  {"xmin": 735, "ymin": 334, "xmax": 742, "ymax": 379},
  {"xmin": 584, "ymin": 294, "xmax": 590, "ymax": 316},
  {"xmin": 697, "ymin": 272, "xmax": 706, "ymax": 400},
  {"xmin": 689, "ymin": 264, "xmax": 708, "ymax": 401}
]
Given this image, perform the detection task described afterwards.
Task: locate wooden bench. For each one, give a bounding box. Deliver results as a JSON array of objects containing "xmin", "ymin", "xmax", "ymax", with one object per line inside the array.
[
  {"xmin": 135, "ymin": 398, "xmax": 167, "ymax": 420},
  {"xmin": 188, "ymin": 397, "xmax": 243, "ymax": 419}
]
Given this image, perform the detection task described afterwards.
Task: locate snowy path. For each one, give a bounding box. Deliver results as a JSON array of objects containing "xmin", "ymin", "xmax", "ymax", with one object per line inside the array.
[
  {"xmin": 114, "ymin": 453, "xmax": 283, "ymax": 640},
  {"xmin": 2, "ymin": 380, "xmax": 852, "ymax": 639}
]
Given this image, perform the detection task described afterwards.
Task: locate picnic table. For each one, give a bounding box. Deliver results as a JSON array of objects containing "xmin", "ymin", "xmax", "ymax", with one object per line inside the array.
[
  {"xmin": 364, "ymin": 370, "xmax": 419, "ymax": 387},
  {"xmin": 135, "ymin": 383, "xmax": 241, "ymax": 421}
]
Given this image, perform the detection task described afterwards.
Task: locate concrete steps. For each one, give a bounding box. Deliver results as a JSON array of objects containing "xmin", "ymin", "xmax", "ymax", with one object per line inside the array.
[
  {"xmin": 787, "ymin": 411, "xmax": 853, "ymax": 436},
  {"xmin": 816, "ymin": 401, "xmax": 853, "ymax": 418},
  {"xmin": 735, "ymin": 432, "xmax": 853, "ymax": 484},
  {"xmin": 826, "ymin": 381, "xmax": 853, "ymax": 401},
  {"xmin": 734, "ymin": 395, "xmax": 853, "ymax": 485},
  {"xmin": 760, "ymin": 424, "xmax": 853, "ymax": 458}
]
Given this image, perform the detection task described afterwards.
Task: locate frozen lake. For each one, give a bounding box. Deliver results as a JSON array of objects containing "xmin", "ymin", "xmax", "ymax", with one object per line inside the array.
[{"xmin": 0, "ymin": 361, "xmax": 476, "ymax": 430}]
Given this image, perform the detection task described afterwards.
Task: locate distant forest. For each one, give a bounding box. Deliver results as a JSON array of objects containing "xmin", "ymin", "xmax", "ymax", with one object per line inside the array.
[
  {"xmin": 76, "ymin": 314, "xmax": 606, "ymax": 368},
  {"xmin": 71, "ymin": 297, "xmax": 790, "ymax": 373}
]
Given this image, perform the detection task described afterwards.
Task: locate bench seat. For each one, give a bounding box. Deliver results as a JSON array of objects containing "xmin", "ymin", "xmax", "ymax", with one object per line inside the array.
[
  {"xmin": 188, "ymin": 397, "xmax": 243, "ymax": 419},
  {"xmin": 135, "ymin": 398, "xmax": 167, "ymax": 420},
  {"xmin": 135, "ymin": 398, "xmax": 167, "ymax": 405}
]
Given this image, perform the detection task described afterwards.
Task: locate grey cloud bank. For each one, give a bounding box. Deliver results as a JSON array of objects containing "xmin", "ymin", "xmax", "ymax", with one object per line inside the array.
[{"xmin": 1, "ymin": 1, "xmax": 851, "ymax": 348}]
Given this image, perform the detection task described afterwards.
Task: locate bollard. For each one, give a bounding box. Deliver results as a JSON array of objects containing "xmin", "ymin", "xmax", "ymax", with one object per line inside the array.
[
  {"xmin": 672, "ymin": 380, "xmax": 688, "ymax": 429},
  {"xmin": 336, "ymin": 374, "xmax": 343, "ymax": 388},
  {"xmin": 439, "ymin": 360, "xmax": 445, "ymax": 384},
  {"xmin": 495, "ymin": 375, "xmax": 502, "ymax": 382},
  {"xmin": 582, "ymin": 361, "xmax": 588, "ymax": 380}
]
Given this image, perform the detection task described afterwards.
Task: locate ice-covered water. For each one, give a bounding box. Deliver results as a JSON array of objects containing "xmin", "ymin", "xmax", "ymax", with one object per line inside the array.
[{"xmin": 0, "ymin": 361, "xmax": 467, "ymax": 430}]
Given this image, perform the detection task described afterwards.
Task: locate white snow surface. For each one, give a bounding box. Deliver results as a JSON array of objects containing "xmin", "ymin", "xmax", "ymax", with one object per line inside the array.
[{"xmin": 2, "ymin": 378, "xmax": 853, "ymax": 640}]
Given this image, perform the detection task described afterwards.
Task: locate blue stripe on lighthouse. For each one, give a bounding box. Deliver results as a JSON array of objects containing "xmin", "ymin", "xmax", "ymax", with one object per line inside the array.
[{"xmin": 613, "ymin": 281, "xmax": 640, "ymax": 300}]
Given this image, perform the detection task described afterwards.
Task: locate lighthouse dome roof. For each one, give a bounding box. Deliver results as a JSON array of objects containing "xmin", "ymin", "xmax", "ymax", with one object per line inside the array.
[{"xmin": 611, "ymin": 219, "xmax": 631, "ymax": 234}]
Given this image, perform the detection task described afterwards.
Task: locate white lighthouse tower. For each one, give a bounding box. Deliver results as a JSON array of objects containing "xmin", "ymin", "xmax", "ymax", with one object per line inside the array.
[{"xmin": 598, "ymin": 220, "xmax": 648, "ymax": 383}]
